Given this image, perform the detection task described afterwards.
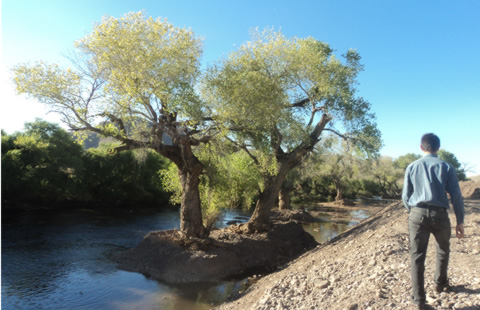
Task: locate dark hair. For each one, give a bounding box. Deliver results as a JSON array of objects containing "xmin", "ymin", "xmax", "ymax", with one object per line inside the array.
[{"xmin": 421, "ymin": 133, "xmax": 440, "ymax": 152}]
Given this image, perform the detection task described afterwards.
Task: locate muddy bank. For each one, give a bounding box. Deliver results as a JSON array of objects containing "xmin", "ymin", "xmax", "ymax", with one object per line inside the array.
[
  {"xmin": 216, "ymin": 200, "xmax": 480, "ymax": 310},
  {"xmin": 115, "ymin": 210, "xmax": 318, "ymax": 283}
]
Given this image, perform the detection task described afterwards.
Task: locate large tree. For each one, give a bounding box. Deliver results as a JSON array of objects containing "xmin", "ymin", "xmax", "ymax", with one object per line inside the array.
[
  {"xmin": 13, "ymin": 12, "xmax": 212, "ymax": 237},
  {"xmin": 203, "ymin": 29, "xmax": 381, "ymax": 232}
]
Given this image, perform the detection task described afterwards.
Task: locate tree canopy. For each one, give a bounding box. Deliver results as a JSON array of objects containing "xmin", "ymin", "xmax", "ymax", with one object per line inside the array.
[
  {"xmin": 13, "ymin": 12, "xmax": 212, "ymax": 237},
  {"xmin": 202, "ymin": 29, "xmax": 381, "ymax": 231}
]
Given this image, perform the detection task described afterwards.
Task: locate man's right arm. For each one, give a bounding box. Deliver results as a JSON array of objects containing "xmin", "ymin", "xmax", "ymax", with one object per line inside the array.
[
  {"xmin": 445, "ymin": 165, "xmax": 465, "ymax": 239},
  {"xmin": 446, "ymin": 164, "xmax": 465, "ymax": 226}
]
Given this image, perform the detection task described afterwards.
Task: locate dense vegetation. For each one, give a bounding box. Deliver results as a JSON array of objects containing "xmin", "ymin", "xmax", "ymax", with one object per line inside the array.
[
  {"xmin": 1, "ymin": 119, "xmax": 468, "ymax": 215},
  {"xmin": 2, "ymin": 120, "xmax": 170, "ymax": 207}
]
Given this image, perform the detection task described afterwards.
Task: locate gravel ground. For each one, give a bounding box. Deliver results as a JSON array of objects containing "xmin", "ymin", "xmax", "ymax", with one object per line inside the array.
[{"xmin": 215, "ymin": 200, "xmax": 480, "ymax": 310}]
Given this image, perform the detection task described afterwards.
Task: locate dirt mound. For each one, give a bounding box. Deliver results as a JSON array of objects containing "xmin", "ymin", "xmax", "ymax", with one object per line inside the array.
[
  {"xmin": 115, "ymin": 220, "xmax": 317, "ymax": 284},
  {"xmin": 216, "ymin": 201, "xmax": 480, "ymax": 310},
  {"xmin": 460, "ymin": 179, "xmax": 480, "ymax": 199}
]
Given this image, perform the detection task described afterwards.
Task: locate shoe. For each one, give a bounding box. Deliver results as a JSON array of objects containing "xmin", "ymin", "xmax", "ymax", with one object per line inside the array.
[{"xmin": 435, "ymin": 281, "xmax": 450, "ymax": 293}]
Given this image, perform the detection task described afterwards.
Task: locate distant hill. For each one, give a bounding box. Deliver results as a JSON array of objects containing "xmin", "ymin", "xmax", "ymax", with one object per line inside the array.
[
  {"xmin": 471, "ymin": 175, "xmax": 480, "ymax": 182},
  {"xmin": 460, "ymin": 178, "xmax": 480, "ymax": 199}
]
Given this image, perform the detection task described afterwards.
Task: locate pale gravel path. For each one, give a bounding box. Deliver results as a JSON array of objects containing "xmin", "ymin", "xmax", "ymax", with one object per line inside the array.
[{"xmin": 215, "ymin": 200, "xmax": 480, "ymax": 310}]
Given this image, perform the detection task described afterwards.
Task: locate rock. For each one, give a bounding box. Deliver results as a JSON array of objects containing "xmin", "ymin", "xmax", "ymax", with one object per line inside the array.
[
  {"xmin": 316, "ymin": 280, "xmax": 330, "ymax": 289},
  {"xmin": 347, "ymin": 303, "xmax": 358, "ymax": 310}
]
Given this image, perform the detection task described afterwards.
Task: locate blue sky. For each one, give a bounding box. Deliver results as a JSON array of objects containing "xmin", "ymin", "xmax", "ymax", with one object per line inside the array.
[{"xmin": 2, "ymin": 0, "xmax": 479, "ymax": 175}]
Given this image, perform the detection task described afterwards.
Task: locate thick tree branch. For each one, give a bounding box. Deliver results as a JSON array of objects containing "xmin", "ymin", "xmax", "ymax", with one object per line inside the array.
[
  {"xmin": 271, "ymin": 123, "xmax": 284, "ymax": 155},
  {"xmin": 308, "ymin": 113, "xmax": 333, "ymax": 147},
  {"xmin": 140, "ymin": 94, "xmax": 157, "ymax": 121},
  {"xmin": 290, "ymin": 97, "xmax": 310, "ymax": 108}
]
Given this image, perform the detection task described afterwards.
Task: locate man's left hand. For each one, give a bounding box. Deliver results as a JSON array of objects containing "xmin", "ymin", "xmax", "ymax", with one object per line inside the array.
[{"xmin": 456, "ymin": 224, "xmax": 464, "ymax": 239}]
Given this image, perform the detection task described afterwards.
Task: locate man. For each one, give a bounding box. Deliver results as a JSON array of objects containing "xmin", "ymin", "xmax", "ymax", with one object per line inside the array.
[{"xmin": 402, "ymin": 133, "xmax": 465, "ymax": 310}]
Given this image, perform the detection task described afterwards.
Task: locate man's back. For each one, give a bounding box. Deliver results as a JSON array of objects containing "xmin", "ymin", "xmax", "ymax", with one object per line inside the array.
[{"xmin": 403, "ymin": 153, "xmax": 464, "ymax": 225}]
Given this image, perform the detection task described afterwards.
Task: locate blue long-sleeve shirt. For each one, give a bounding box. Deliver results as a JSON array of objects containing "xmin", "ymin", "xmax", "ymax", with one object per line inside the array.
[{"xmin": 402, "ymin": 153, "xmax": 465, "ymax": 225}]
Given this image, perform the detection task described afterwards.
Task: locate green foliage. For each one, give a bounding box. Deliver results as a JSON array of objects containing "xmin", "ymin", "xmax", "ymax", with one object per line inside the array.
[
  {"xmin": 203, "ymin": 28, "xmax": 381, "ymax": 164},
  {"xmin": 83, "ymin": 147, "xmax": 169, "ymax": 204},
  {"xmin": 12, "ymin": 11, "xmax": 205, "ymax": 145},
  {"xmin": 160, "ymin": 141, "xmax": 262, "ymax": 213},
  {"xmin": 295, "ymin": 136, "xmax": 367, "ymax": 201},
  {"xmin": 359, "ymin": 179, "xmax": 383, "ymax": 196},
  {"xmin": 199, "ymin": 142, "xmax": 262, "ymax": 211},
  {"xmin": 393, "ymin": 153, "xmax": 421, "ymax": 171},
  {"xmin": 438, "ymin": 149, "xmax": 467, "ymax": 181},
  {"xmin": 203, "ymin": 28, "xmax": 380, "ymax": 219},
  {"xmin": 393, "ymin": 150, "xmax": 467, "ymax": 181},
  {"xmin": 159, "ymin": 163, "xmax": 182, "ymax": 205},
  {"xmin": 2, "ymin": 120, "xmax": 170, "ymax": 206},
  {"xmin": 1, "ymin": 129, "xmax": 15, "ymax": 155},
  {"xmin": 363, "ymin": 156, "xmax": 404, "ymax": 197},
  {"xmin": 10, "ymin": 14, "xmax": 384, "ymax": 228},
  {"xmin": 2, "ymin": 120, "xmax": 84, "ymax": 204},
  {"xmin": 292, "ymin": 144, "xmax": 405, "ymax": 201}
]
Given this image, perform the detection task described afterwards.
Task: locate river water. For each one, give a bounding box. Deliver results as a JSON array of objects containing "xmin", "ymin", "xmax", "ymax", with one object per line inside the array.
[{"xmin": 1, "ymin": 204, "xmax": 377, "ymax": 310}]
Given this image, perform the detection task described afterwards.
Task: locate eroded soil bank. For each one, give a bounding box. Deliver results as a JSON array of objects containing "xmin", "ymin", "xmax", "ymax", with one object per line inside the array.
[
  {"xmin": 115, "ymin": 210, "xmax": 318, "ymax": 283},
  {"xmin": 215, "ymin": 200, "xmax": 480, "ymax": 310}
]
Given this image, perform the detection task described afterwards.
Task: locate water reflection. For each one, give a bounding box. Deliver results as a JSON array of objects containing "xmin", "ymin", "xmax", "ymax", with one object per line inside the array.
[
  {"xmin": 1, "ymin": 207, "xmax": 252, "ymax": 310},
  {"xmin": 2, "ymin": 205, "xmax": 376, "ymax": 309},
  {"xmin": 302, "ymin": 208, "xmax": 374, "ymax": 243}
]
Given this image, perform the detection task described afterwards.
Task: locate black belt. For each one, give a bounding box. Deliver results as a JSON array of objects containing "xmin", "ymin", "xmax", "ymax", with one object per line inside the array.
[{"xmin": 412, "ymin": 205, "xmax": 447, "ymax": 213}]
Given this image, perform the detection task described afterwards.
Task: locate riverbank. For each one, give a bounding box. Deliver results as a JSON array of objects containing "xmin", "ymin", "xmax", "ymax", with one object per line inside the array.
[
  {"xmin": 115, "ymin": 210, "xmax": 319, "ymax": 283},
  {"xmin": 216, "ymin": 200, "xmax": 480, "ymax": 310}
]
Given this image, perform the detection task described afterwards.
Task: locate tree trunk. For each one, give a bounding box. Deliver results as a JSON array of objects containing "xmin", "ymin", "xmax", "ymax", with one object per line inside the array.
[
  {"xmin": 245, "ymin": 159, "xmax": 297, "ymax": 233},
  {"xmin": 246, "ymin": 177, "xmax": 282, "ymax": 232},
  {"xmin": 244, "ymin": 113, "xmax": 332, "ymax": 233},
  {"xmin": 335, "ymin": 186, "xmax": 344, "ymax": 202},
  {"xmin": 161, "ymin": 134, "xmax": 206, "ymax": 239},
  {"xmin": 334, "ymin": 177, "xmax": 344, "ymax": 202},
  {"xmin": 178, "ymin": 164, "xmax": 206, "ymax": 238},
  {"xmin": 278, "ymin": 186, "xmax": 291, "ymax": 210}
]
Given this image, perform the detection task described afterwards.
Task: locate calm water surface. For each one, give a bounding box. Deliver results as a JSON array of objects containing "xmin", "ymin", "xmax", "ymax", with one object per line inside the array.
[
  {"xmin": 302, "ymin": 209, "xmax": 373, "ymax": 243},
  {"xmin": 2, "ymin": 204, "xmax": 377, "ymax": 310}
]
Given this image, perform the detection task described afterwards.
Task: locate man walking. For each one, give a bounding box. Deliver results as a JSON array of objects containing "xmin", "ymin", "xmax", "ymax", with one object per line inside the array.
[{"xmin": 402, "ymin": 133, "xmax": 465, "ymax": 310}]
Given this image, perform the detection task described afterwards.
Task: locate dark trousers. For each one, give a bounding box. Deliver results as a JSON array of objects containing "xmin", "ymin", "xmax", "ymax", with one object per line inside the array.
[{"xmin": 408, "ymin": 206, "xmax": 451, "ymax": 304}]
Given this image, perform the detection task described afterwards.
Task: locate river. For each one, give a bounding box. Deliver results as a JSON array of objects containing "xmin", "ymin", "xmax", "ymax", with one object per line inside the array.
[{"xmin": 1, "ymin": 204, "xmax": 378, "ymax": 310}]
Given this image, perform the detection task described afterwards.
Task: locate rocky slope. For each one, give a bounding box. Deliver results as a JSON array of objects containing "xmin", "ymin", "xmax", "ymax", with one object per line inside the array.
[{"xmin": 216, "ymin": 200, "xmax": 480, "ymax": 310}]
